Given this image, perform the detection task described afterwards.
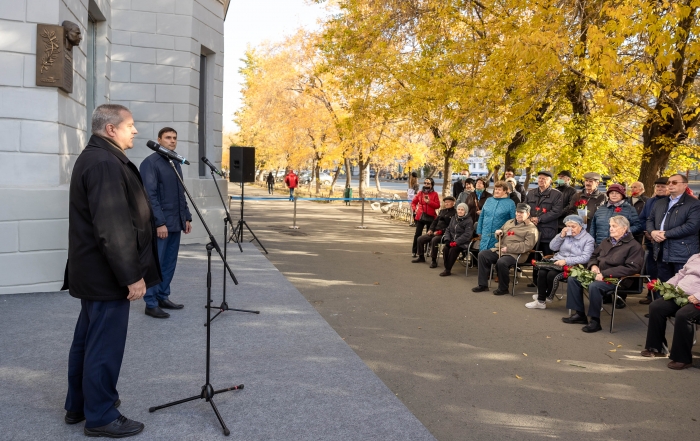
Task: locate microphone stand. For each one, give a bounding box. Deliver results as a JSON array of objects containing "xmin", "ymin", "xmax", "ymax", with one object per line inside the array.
[
  {"xmin": 206, "ymin": 168, "xmax": 260, "ymax": 326},
  {"xmin": 149, "ymin": 159, "xmax": 247, "ymax": 436}
]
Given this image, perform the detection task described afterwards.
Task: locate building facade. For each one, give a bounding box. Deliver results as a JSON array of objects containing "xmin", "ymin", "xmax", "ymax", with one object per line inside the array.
[{"xmin": 0, "ymin": 0, "xmax": 227, "ymax": 294}]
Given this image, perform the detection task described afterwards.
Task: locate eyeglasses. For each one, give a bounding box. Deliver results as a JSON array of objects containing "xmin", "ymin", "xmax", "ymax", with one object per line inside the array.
[
  {"xmin": 423, "ymin": 182, "xmax": 431, "ymax": 185},
  {"xmin": 667, "ymin": 180, "xmax": 685, "ymax": 185}
]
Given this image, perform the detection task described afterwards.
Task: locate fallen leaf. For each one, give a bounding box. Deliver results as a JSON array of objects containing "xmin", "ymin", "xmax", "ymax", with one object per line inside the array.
[
  {"xmin": 418, "ymin": 327, "xmax": 422, "ymax": 329},
  {"xmin": 373, "ymin": 282, "xmax": 380, "ymax": 285},
  {"xmin": 523, "ymin": 353, "xmax": 528, "ymax": 357},
  {"xmin": 570, "ymin": 364, "xmax": 586, "ymax": 369},
  {"xmin": 617, "ymin": 345, "xmax": 622, "ymax": 348},
  {"xmin": 515, "ymin": 375, "xmax": 522, "ymax": 380},
  {"xmin": 556, "ymin": 360, "xmax": 561, "ymax": 363},
  {"xmin": 546, "ymin": 336, "xmax": 551, "ymax": 339},
  {"xmin": 609, "ymin": 349, "xmax": 617, "ymax": 352},
  {"xmin": 600, "ymin": 397, "xmax": 607, "ymax": 400},
  {"xmin": 493, "ymin": 312, "xmax": 497, "ymax": 314}
]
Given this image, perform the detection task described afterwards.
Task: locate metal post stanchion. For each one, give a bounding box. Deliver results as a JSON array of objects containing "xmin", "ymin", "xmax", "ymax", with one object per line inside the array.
[
  {"xmin": 289, "ymin": 196, "xmax": 299, "ymax": 229},
  {"xmin": 356, "ymin": 197, "xmax": 367, "ymax": 229}
]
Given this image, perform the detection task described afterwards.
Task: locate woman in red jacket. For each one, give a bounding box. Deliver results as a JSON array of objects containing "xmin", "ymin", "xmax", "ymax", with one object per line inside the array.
[{"xmin": 411, "ymin": 177, "xmax": 441, "ymax": 257}]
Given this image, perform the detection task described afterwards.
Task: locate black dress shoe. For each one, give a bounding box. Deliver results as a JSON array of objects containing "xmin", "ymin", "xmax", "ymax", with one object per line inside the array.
[
  {"xmin": 493, "ymin": 289, "xmax": 509, "ymax": 296},
  {"xmin": 527, "ymin": 283, "xmax": 536, "ymax": 288},
  {"xmin": 562, "ymin": 313, "xmax": 588, "ymax": 324},
  {"xmin": 471, "ymin": 285, "xmax": 488, "ymax": 292},
  {"xmin": 639, "ymin": 298, "xmax": 652, "ymax": 305},
  {"xmin": 412, "ymin": 256, "xmax": 426, "ymax": 263},
  {"xmin": 439, "ymin": 270, "xmax": 451, "ymax": 277},
  {"xmin": 158, "ymin": 298, "xmax": 184, "ymax": 309},
  {"xmin": 582, "ymin": 321, "xmax": 602, "ymax": 333},
  {"xmin": 65, "ymin": 399, "xmax": 121, "ymax": 425},
  {"xmin": 145, "ymin": 306, "xmax": 170, "ymax": 318},
  {"xmin": 614, "ymin": 298, "xmax": 626, "ymax": 309},
  {"xmin": 84, "ymin": 415, "xmax": 144, "ymax": 438},
  {"xmin": 429, "ymin": 261, "xmax": 438, "ymax": 268}
]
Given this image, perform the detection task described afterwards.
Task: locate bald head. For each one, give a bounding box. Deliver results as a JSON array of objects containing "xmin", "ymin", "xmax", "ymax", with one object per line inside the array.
[{"xmin": 630, "ymin": 181, "xmax": 644, "ymax": 197}]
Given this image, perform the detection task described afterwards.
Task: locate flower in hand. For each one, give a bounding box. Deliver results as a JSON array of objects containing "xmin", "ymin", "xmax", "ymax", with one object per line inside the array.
[{"xmin": 646, "ymin": 279, "xmax": 658, "ymax": 291}]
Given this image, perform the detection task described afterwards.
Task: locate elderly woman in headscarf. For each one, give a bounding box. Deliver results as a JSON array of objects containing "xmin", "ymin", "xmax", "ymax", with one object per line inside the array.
[
  {"xmin": 475, "ymin": 181, "xmax": 516, "ymax": 253},
  {"xmin": 525, "ymin": 215, "xmax": 595, "ymax": 309},
  {"xmin": 589, "ymin": 183, "xmax": 642, "ymax": 245},
  {"xmin": 439, "ymin": 203, "xmax": 474, "ymax": 276}
]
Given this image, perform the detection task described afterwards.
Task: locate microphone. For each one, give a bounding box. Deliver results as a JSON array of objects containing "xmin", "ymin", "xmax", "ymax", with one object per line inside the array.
[
  {"xmin": 146, "ymin": 140, "xmax": 190, "ymax": 165},
  {"xmin": 201, "ymin": 156, "xmax": 222, "ymax": 177}
]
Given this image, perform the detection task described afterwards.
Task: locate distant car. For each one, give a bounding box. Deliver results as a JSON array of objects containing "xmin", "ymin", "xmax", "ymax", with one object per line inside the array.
[
  {"xmin": 516, "ymin": 175, "xmax": 526, "ymax": 184},
  {"xmin": 303, "ymin": 172, "xmax": 333, "ymax": 185}
]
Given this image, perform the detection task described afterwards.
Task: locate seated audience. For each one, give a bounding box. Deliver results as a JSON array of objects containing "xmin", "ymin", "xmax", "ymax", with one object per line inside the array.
[
  {"xmin": 440, "ymin": 203, "xmax": 474, "ymax": 276},
  {"xmin": 562, "ymin": 216, "xmax": 644, "ymax": 333},
  {"xmin": 590, "ymin": 184, "xmax": 642, "ymax": 245},
  {"xmin": 472, "ymin": 203, "xmax": 538, "ymax": 294},
  {"xmin": 411, "ymin": 177, "xmax": 441, "ymax": 257},
  {"xmin": 642, "ymin": 252, "xmax": 700, "ymax": 370},
  {"xmin": 525, "ymin": 215, "xmax": 595, "ymax": 309},
  {"xmin": 413, "ymin": 196, "xmax": 457, "ymax": 268},
  {"xmin": 476, "ymin": 181, "xmax": 516, "ymax": 253}
]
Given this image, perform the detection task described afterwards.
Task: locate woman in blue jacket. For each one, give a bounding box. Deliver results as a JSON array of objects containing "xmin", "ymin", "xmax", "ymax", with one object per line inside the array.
[
  {"xmin": 590, "ymin": 184, "xmax": 642, "ymax": 245},
  {"xmin": 476, "ymin": 181, "xmax": 516, "ymax": 251}
]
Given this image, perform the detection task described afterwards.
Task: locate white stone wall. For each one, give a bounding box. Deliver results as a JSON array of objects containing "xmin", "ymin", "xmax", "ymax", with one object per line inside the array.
[{"xmin": 0, "ymin": 0, "xmax": 226, "ymax": 294}]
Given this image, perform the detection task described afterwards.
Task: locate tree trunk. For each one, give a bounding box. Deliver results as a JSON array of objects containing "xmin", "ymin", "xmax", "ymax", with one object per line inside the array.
[
  {"xmin": 314, "ymin": 163, "xmax": 322, "ymax": 195},
  {"xmin": 344, "ymin": 157, "xmax": 352, "ymax": 188},
  {"xmin": 502, "ymin": 131, "xmax": 526, "ymax": 179},
  {"xmin": 488, "ymin": 165, "xmax": 501, "ymax": 183},
  {"xmin": 358, "ymin": 151, "xmax": 370, "ymax": 198},
  {"xmin": 441, "ymin": 153, "xmax": 452, "ymax": 198},
  {"xmin": 329, "ymin": 166, "xmax": 342, "ymax": 196},
  {"xmin": 372, "ymin": 163, "xmax": 381, "ymax": 192},
  {"xmin": 638, "ymin": 123, "xmax": 673, "ymax": 195},
  {"xmin": 524, "ymin": 166, "xmax": 532, "ymax": 193}
]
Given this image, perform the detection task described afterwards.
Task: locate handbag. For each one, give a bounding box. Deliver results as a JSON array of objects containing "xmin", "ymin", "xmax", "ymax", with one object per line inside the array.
[{"xmin": 419, "ymin": 212, "xmax": 435, "ymax": 223}]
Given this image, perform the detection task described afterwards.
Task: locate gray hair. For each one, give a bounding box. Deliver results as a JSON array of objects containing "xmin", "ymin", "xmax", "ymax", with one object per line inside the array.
[
  {"xmin": 457, "ymin": 203, "xmax": 469, "ymax": 214},
  {"xmin": 609, "ymin": 215, "xmax": 630, "ymax": 230},
  {"xmin": 92, "ymin": 104, "xmax": 130, "ymax": 135}
]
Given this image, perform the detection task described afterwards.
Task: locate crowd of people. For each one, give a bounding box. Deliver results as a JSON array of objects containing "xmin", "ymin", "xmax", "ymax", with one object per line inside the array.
[{"xmin": 410, "ymin": 169, "xmax": 700, "ymax": 370}]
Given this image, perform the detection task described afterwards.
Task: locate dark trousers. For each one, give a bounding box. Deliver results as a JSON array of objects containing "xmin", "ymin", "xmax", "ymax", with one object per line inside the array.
[
  {"xmin": 656, "ymin": 260, "xmax": 685, "ymax": 284},
  {"xmin": 416, "ymin": 234, "xmax": 442, "ymax": 260},
  {"xmin": 267, "ymin": 182, "xmax": 274, "ymax": 194},
  {"xmin": 144, "ymin": 231, "xmax": 181, "ymax": 309},
  {"xmin": 477, "ymin": 250, "xmax": 515, "ymax": 291},
  {"xmin": 644, "ymin": 250, "xmax": 659, "ymax": 300},
  {"xmin": 565, "ymin": 277, "xmax": 615, "ymax": 320},
  {"xmin": 443, "ymin": 243, "xmax": 465, "ymax": 272},
  {"xmin": 412, "ymin": 220, "xmax": 431, "ymax": 254},
  {"xmin": 65, "ymin": 299, "xmax": 130, "ymax": 428},
  {"xmin": 645, "ymin": 300, "xmax": 700, "ymax": 364},
  {"xmin": 536, "ymin": 267, "xmax": 562, "ymax": 301},
  {"xmin": 531, "ymin": 241, "xmax": 552, "ymax": 284}
]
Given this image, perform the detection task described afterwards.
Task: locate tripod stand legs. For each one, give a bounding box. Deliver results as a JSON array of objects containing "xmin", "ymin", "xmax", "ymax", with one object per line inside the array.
[{"xmin": 148, "ymin": 383, "xmax": 243, "ymax": 436}]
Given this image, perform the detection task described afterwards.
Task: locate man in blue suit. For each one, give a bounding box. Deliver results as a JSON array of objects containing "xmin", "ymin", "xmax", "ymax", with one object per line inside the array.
[{"xmin": 139, "ymin": 127, "xmax": 192, "ymax": 318}]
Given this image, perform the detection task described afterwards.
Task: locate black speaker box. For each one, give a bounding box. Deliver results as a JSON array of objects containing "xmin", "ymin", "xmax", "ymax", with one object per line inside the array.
[{"xmin": 229, "ymin": 146, "xmax": 255, "ymax": 183}]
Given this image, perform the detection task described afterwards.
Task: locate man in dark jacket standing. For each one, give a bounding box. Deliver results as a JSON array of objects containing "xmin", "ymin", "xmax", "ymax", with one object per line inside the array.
[
  {"xmin": 413, "ymin": 196, "xmax": 457, "ymax": 267},
  {"xmin": 638, "ymin": 177, "xmax": 668, "ymax": 304},
  {"xmin": 524, "ymin": 170, "xmax": 563, "ymax": 256},
  {"xmin": 565, "ymin": 172, "xmax": 607, "ymax": 230},
  {"xmin": 139, "ymin": 127, "xmax": 192, "ymax": 319},
  {"xmin": 452, "ymin": 176, "xmax": 464, "ymax": 198},
  {"xmin": 647, "ymin": 174, "xmax": 700, "ymax": 285},
  {"xmin": 63, "ymin": 104, "xmax": 161, "ymax": 437},
  {"xmin": 555, "ymin": 170, "xmax": 577, "ymax": 229}
]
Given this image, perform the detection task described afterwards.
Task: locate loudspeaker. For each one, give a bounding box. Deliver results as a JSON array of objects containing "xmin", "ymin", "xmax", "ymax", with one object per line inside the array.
[{"xmin": 229, "ymin": 146, "xmax": 255, "ymax": 183}]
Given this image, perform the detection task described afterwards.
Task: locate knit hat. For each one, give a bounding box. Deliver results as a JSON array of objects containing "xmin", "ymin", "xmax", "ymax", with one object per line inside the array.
[
  {"xmin": 607, "ymin": 183, "xmax": 626, "ymax": 198},
  {"xmin": 456, "ymin": 203, "xmax": 469, "ymax": 214},
  {"xmin": 443, "ymin": 196, "xmax": 456, "ymax": 202},
  {"xmin": 563, "ymin": 214, "xmax": 585, "ymax": 228}
]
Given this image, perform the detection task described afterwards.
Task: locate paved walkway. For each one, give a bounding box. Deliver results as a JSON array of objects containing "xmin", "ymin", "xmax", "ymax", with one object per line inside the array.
[
  {"xmin": 0, "ymin": 242, "xmax": 434, "ymax": 441},
  {"xmin": 235, "ymin": 182, "xmax": 698, "ymax": 441}
]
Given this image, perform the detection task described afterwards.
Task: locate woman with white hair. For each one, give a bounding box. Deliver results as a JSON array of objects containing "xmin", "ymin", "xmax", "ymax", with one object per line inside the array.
[
  {"xmin": 440, "ymin": 203, "xmax": 474, "ymax": 276},
  {"xmin": 561, "ymin": 215, "xmax": 644, "ymax": 333}
]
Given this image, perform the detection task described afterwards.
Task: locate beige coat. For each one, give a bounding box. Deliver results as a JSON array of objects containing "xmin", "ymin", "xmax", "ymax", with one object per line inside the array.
[{"xmin": 491, "ymin": 218, "xmax": 539, "ymax": 263}]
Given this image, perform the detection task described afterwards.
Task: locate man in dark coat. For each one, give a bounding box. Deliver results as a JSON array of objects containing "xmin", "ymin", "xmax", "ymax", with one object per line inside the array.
[
  {"xmin": 139, "ymin": 127, "xmax": 192, "ymax": 319},
  {"xmin": 452, "ymin": 176, "xmax": 464, "ymax": 198},
  {"xmin": 647, "ymin": 174, "xmax": 700, "ymax": 285},
  {"xmin": 565, "ymin": 171, "xmax": 607, "ymax": 230},
  {"xmin": 63, "ymin": 104, "xmax": 161, "ymax": 437},
  {"xmin": 413, "ymin": 196, "xmax": 457, "ymax": 267},
  {"xmin": 524, "ymin": 170, "xmax": 563, "ymax": 256},
  {"xmin": 555, "ymin": 170, "xmax": 577, "ymax": 229},
  {"xmin": 638, "ymin": 177, "xmax": 668, "ymax": 304}
]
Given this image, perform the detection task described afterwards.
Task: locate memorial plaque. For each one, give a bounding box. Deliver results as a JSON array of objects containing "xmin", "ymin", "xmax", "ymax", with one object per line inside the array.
[{"xmin": 35, "ymin": 21, "xmax": 81, "ymax": 93}]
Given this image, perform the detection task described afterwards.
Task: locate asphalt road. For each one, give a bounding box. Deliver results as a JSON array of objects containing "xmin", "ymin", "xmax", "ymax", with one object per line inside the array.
[{"xmin": 231, "ymin": 182, "xmax": 698, "ymax": 441}]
